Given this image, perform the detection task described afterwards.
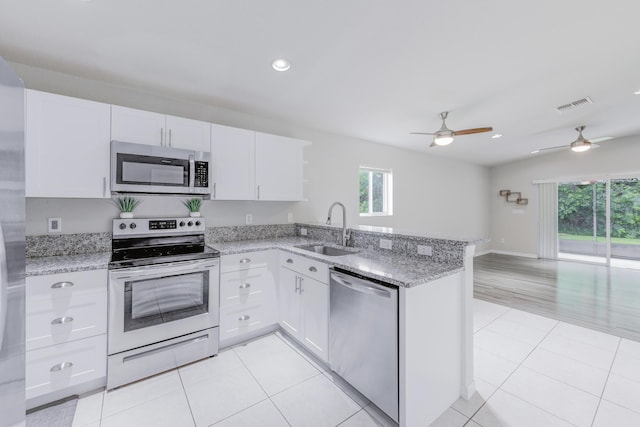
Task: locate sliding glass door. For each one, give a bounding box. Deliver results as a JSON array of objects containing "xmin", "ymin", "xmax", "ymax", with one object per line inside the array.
[
  {"xmin": 558, "ymin": 180, "xmax": 607, "ymax": 264},
  {"xmin": 558, "ymin": 177, "xmax": 640, "ymax": 269}
]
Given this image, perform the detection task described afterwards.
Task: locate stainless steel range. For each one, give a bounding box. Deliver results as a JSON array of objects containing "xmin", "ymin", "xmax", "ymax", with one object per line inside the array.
[{"xmin": 107, "ymin": 217, "xmax": 220, "ymax": 389}]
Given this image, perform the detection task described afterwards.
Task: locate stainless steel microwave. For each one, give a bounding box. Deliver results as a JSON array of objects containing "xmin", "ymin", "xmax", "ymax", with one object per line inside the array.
[{"xmin": 111, "ymin": 141, "xmax": 211, "ymax": 195}]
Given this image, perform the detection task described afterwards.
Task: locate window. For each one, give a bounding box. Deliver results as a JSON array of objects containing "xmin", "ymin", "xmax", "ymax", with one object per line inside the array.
[{"xmin": 359, "ymin": 167, "xmax": 393, "ymax": 216}]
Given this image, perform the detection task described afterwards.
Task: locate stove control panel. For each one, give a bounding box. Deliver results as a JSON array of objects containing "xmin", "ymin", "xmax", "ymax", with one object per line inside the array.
[{"xmin": 113, "ymin": 217, "xmax": 206, "ymax": 236}]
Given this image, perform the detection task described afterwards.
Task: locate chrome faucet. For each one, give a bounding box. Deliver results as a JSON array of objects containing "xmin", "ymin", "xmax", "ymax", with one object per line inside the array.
[{"xmin": 326, "ymin": 201, "xmax": 350, "ymax": 246}]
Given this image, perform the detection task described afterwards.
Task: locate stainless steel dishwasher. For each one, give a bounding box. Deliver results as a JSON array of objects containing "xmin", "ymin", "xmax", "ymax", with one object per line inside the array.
[{"xmin": 329, "ymin": 268, "xmax": 399, "ymax": 422}]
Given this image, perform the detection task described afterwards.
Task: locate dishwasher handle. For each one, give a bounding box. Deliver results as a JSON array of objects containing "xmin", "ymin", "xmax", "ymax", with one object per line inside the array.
[{"xmin": 330, "ymin": 271, "xmax": 393, "ymax": 298}]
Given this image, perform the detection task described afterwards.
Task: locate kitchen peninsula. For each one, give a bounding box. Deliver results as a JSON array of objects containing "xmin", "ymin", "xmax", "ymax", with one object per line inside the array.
[{"xmin": 25, "ymin": 223, "xmax": 482, "ymax": 426}]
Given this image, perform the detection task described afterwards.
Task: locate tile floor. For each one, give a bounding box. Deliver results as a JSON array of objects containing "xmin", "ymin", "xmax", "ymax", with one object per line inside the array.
[{"xmin": 69, "ymin": 299, "xmax": 640, "ymax": 427}]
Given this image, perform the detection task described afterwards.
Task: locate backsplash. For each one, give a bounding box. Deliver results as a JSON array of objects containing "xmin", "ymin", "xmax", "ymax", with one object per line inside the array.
[
  {"xmin": 205, "ymin": 224, "xmax": 296, "ymax": 244},
  {"xmin": 26, "ymin": 232, "xmax": 112, "ymax": 258},
  {"xmin": 295, "ymin": 223, "xmax": 468, "ymax": 265}
]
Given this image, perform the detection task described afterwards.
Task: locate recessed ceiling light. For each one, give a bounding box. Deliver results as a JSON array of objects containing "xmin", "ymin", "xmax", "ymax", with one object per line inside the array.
[
  {"xmin": 634, "ymin": 89, "xmax": 640, "ymax": 95},
  {"xmin": 272, "ymin": 59, "xmax": 291, "ymax": 72},
  {"xmin": 491, "ymin": 133, "xmax": 503, "ymax": 139}
]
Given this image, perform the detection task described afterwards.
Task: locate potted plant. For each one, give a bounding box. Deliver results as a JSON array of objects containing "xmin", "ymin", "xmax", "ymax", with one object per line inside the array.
[
  {"xmin": 114, "ymin": 196, "xmax": 141, "ymax": 219},
  {"xmin": 183, "ymin": 198, "xmax": 202, "ymax": 217}
]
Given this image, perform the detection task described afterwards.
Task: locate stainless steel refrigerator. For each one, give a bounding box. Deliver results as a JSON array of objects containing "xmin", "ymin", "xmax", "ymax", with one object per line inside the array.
[{"xmin": 0, "ymin": 56, "xmax": 26, "ymax": 427}]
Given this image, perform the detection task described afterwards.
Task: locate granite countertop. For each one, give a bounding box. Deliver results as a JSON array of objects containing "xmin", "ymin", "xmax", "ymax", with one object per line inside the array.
[
  {"xmin": 26, "ymin": 252, "xmax": 111, "ymax": 277},
  {"xmin": 211, "ymin": 237, "xmax": 464, "ymax": 288},
  {"xmin": 25, "ymin": 237, "xmax": 465, "ymax": 287}
]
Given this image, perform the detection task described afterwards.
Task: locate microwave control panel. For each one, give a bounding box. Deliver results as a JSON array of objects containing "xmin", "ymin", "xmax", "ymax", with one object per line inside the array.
[{"xmin": 194, "ymin": 161, "xmax": 209, "ymax": 188}]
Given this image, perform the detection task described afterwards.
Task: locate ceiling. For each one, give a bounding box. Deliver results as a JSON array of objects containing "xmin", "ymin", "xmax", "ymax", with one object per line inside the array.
[{"xmin": 1, "ymin": 0, "xmax": 640, "ymax": 167}]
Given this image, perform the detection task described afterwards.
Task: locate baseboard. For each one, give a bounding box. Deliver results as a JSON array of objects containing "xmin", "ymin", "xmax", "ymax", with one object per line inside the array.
[
  {"xmin": 474, "ymin": 250, "xmax": 491, "ymax": 257},
  {"xmin": 489, "ymin": 250, "xmax": 538, "ymax": 259}
]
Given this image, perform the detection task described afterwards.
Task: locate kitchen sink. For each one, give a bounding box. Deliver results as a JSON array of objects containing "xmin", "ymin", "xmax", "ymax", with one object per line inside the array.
[{"xmin": 295, "ymin": 244, "xmax": 359, "ymax": 257}]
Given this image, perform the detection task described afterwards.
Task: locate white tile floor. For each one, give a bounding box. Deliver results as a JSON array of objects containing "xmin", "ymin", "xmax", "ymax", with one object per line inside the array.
[{"xmin": 70, "ymin": 299, "xmax": 640, "ymax": 427}]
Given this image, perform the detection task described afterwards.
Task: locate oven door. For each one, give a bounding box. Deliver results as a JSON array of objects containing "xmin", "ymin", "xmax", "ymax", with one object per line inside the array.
[{"xmin": 108, "ymin": 259, "xmax": 219, "ymax": 355}]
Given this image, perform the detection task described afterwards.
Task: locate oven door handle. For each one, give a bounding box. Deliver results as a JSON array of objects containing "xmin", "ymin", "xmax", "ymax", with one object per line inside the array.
[{"xmin": 110, "ymin": 260, "xmax": 218, "ymax": 280}]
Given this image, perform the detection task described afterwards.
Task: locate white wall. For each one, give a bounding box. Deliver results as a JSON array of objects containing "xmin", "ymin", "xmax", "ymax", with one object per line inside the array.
[
  {"xmin": 490, "ymin": 136, "xmax": 640, "ymax": 256},
  {"xmin": 16, "ymin": 62, "xmax": 490, "ymax": 248}
]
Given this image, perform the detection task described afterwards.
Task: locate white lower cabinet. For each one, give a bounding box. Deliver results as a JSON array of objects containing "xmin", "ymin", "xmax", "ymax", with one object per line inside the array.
[
  {"xmin": 219, "ymin": 251, "xmax": 278, "ymax": 344},
  {"xmin": 25, "ymin": 269, "xmax": 108, "ymax": 406},
  {"xmin": 278, "ymin": 252, "xmax": 329, "ymax": 362}
]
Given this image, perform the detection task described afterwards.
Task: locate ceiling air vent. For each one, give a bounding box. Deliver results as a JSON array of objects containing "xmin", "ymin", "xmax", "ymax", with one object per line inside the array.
[{"xmin": 555, "ymin": 96, "xmax": 593, "ymax": 113}]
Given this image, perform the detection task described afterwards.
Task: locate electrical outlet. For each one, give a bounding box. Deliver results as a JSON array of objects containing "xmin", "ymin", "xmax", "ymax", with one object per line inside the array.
[
  {"xmin": 379, "ymin": 239, "xmax": 392, "ymax": 250},
  {"xmin": 417, "ymin": 245, "xmax": 432, "ymax": 256},
  {"xmin": 287, "ymin": 212, "xmax": 293, "ymax": 223},
  {"xmin": 48, "ymin": 217, "xmax": 62, "ymax": 233},
  {"xmin": 245, "ymin": 214, "xmax": 253, "ymax": 225},
  {"xmin": 300, "ymin": 228, "xmax": 307, "ymax": 236}
]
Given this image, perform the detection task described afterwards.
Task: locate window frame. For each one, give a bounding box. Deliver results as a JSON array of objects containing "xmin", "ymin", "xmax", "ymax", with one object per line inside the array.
[{"xmin": 359, "ymin": 166, "xmax": 393, "ymax": 217}]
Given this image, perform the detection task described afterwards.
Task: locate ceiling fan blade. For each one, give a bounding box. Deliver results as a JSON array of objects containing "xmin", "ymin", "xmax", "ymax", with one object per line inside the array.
[
  {"xmin": 535, "ymin": 145, "xmax": 567, "ymax": 152},
  {"xmin": 410, "ymin": 132, "xmax": 436, "ymax": 135},
  {"xmin": 589, "ymin": 136, "xmax": 614, "ymax": 143},
  {"xmin": 452, "ymin": 127, "xmax": 493, "ymax": 136}
]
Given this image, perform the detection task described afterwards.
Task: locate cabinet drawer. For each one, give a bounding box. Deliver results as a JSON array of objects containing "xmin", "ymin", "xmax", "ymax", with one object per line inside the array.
[
  {"xmin": 219, "ymin": 304, "xmax": 276, "ymax": 341},
  {"xmin": 221, "ymin": 251, "xmax": 271, "ymax": 273},
  {"xmin": 26, "ymin": 269, "xmax": 107, "ymax": 300},
  {"xmin": 280, "ymin": 252, "xmax": 329, "ymax": 282},
  {"xmin": 26, "ymin": 290, "xmax": 107, "ymax": 351},
  {"xmin": 26, "ymin": 334, "xmax": 107, "ymax": 400},
  {"xmin": 220, "ymin": 266, "xmax": 270, "ymax": 308}
]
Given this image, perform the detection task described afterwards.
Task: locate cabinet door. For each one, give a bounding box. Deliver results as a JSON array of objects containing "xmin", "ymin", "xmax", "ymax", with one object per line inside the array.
[
  {"xmin": 278, "ymin": 267, "xmax": 301, "ymax": 339},
  {"xmin": 300, "ymin": 276, "xmax": 329, "ymax": 362},
  {"xmin": 25, "ymin": 90, "xmax": 111, "ymax": 198},
  {"xmin": 255, "ymin": 132, "xmax": 304, "ymax": 201},
  {"xmin": 165, "ymin": 115, "xmax": 211, "ymax": 152},
  {"xmin": 211, "ymin": 124, "xmax": 256, "ymax": 200},
  {"xmin": 111, "ymin": 105, "xmax": 165, "ymax": 146}
]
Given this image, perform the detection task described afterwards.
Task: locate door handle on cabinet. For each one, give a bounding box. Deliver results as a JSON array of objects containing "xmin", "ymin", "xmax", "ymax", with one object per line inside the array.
[
  {"xmin": 51, "ymin": 316, "xmax": 74, "ymax": 325},
  {"xmin": 294, "ymin": 276, "xmax": 300, "ymax": 293},
  {"xmin": 239, "ymin": 283, "xmax": 251, "ymax": 289},
  {"xmin": 299, "ymin": 277, "xmax": 304, "ymax": 294},
  {"xmin": 239, "ymin": 258, "xmax": 251, "ymax": 264},
  {"xmin": 51, "ymin": 281, "xmax": 74, "ymax": 289},
  {"xmin": 160, "ymin": 128, "xmax": 164, "ymax": 146},
  {"xmin": 50, "ymin": 362, "xmax": 73, "ymax": 372},
  {"xmin": 238, "ymin": 315, "xmax": 250, "ymax": 321},
  {"xmin": 103, "ymin": 176, "xmax": 107, "ymax": 197},
  {"xmin": 257, "ymin": 185, "xmax": 260, "ymax": 200},
  {"xmin": 213, "ymin": 183, "xmax": 216, "ymax": 199},
  {"xmin": 168, "ymin": 129, "xmax": 172, "ymax": 147}
]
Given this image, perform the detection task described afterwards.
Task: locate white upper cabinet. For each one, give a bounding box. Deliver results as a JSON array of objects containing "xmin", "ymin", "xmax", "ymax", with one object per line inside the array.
[
  {"xmin": 111, "ymin": 105, "xmax": 211, "ymax": 152},
  {"xmin": 25, "ymin": 90, "xmax": 111, "ymax": 198},
  {"xmin": 211, "ymin": 124, "xmax": 255, "ymax": 200},
  {"xmin": 211, "ymin": 126, "xmax": 306, "ymax": 201},
  {"xmin": 255, "ymin": 132, "xmax": 304, "ymax": 201}
]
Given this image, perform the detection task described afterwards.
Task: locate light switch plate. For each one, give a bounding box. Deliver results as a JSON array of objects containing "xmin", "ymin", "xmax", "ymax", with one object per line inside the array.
[
  {"xmin": 379, "ymin": 239, "xmax": 392, "ymax": 250},
  {"xmin": 48, "ymin": 217, "xmax": 62, "ymax": 233},
  {"xmin": 245, "ymin": 214, "xmax": 253, "ymax": 225},
  {"xmin": 287, "ymin": 212, "xmax": 293, "ymax": 223},
  {"xmin": 417, "ymin": 245, "xmax": 432, "ymax": 256}
]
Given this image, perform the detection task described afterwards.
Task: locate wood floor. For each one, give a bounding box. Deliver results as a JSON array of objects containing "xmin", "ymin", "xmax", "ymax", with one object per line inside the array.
[{"xmin": 474, "ymin": 253, "xmax": 640, "ymax": 342}]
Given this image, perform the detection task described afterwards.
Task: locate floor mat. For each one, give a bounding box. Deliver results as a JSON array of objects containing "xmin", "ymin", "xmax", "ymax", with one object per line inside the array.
[{"xmin": 26, "ymin": 397, "xmax": 78, "ymax": 427}]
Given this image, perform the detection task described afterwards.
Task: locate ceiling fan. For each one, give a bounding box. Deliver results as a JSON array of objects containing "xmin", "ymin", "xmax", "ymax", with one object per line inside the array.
[
  {"xmin": 411, "ymin": 111, "xmax": 493, "ymax": 147},
  {"xmin": 531, "ymin": 125, "xmax": 614, "ymax": 154}
]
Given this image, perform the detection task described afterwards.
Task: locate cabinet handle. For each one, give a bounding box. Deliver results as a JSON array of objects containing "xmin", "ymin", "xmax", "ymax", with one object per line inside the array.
[
  {"xmin": 238, "ymin": 315, "xmax": 250, "ymax": 321},
  {"xmin": 50, "ymin": 362, "xmax": 73, "ymax": 372},
  {"xmin": 299, "ymin": 277, "xmax": 304, "ymax": 294},
  {"xmin": 309, "ymin": 266, "xmax": 317, "ymax": 273},
  {"xmin": 213, "ymin": 183, "xmax": 216, "ymax": 199},
  {"xmin": 257, "ymin": 185, "xmax": 260, "ymax": 200},
  {"xmin": 51, "ymin": 316, "xmax": 74, "ymax": 325},
  {"xmin": 160, "ymin": 128, "xmax": 164, "ymax": 146},
  {"xmin": 295, "ymin": 276, "xmax": 300, "ymax": 293},
  {"xmin": 286, "ymin": 258, "xmax": 293, "ymax": 263},
  {"xmin": 239, "ymin": 283, "xmax": 251, "ymax": 289},
  {"xmin": 239, "ymin": 258, "xmax": 251, "ymax": 264},
  {"xmin": 103, "ymin": 176, "xmax": 107, "ymax": 197},
  {"xmin": 51, "ymin": 281, "xmax": 74, "ymax": 289},
  {"xmin": 168, "ymin": 129, "xmax": 172, "ymax": 147}
]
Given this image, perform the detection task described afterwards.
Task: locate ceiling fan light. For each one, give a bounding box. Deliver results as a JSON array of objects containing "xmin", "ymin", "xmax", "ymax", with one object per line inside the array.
[
  {"xmin": 570, "ymin": 140, "xmax": 591, "ymax": 152},
  {"xmin": 433, "ymin": 132, "xmax": 454, "ymax": 146}
]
